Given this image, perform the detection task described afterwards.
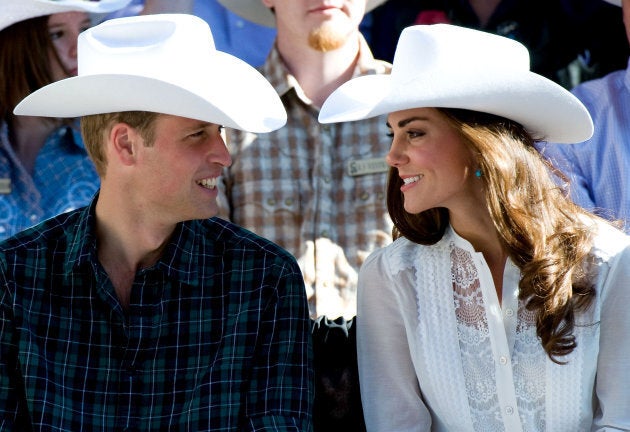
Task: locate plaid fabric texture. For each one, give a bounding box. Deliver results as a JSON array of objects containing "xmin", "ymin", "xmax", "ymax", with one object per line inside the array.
[
  {"xmin": 0, "ymin": 199, "xmax": 313, "ymax": 431},
  {"xmin": 220, "ymin": 37, "xmax": 393, "ymax": 320}
]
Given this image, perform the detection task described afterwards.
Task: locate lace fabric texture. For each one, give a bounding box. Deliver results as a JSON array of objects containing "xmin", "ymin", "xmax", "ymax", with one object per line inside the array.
[{"xmin": 451, "ymin": 245, "xmax": 545, "ymax": 431}]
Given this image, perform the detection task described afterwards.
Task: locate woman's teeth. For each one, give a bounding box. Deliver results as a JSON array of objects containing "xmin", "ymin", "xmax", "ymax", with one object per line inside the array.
[{"xmin": 403, "ymin": 175, "xmax": 421, "ymax": 185}]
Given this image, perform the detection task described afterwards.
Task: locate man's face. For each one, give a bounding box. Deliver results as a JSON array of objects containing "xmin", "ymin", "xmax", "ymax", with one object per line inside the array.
[
  {"xmin": 133, "ymin": 114, "xmax": 231, "ymax": 224},
  {"xmin": 264, "ymin": 0, "xmax": 367, "ymax": 51}
]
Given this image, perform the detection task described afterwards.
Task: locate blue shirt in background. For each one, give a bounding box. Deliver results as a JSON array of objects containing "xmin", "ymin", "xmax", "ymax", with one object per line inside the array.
[{"xmin": 0, "ymin": 122, "xmax": 99, "ymax": 240}]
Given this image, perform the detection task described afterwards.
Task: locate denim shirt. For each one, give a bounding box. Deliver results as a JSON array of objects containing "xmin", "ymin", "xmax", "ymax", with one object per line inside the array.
[{"xmin": 0, "ymin": 121, "xmax": 99, "ymax": 240}]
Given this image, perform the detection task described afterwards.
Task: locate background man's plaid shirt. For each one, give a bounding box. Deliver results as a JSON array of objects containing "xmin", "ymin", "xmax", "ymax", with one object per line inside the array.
[{"xmin": 220, "ymin": 38, "xmax": 394, "ymax": 320}]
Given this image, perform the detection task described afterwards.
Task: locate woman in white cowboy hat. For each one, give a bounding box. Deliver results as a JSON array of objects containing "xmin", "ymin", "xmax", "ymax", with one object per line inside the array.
[
  {"xmin": 0, "ymin": 0, "xmax": 130, "ymax": 240},
  {"xmin": 319, "ymin": 24, "xmax": 630, "ymax": 431}
]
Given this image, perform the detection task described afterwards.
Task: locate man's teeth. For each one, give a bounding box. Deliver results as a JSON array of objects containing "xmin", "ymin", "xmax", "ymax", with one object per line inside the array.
[
  {"xmin": 403, "ymin": 175, "xmax": 421, "ymax": 185},
  {"xmin": 198, "ymin": 178, "xmax": 218, "ymax": 189}
]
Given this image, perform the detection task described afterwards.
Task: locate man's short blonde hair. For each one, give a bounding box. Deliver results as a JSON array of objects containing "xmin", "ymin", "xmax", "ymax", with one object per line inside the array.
[{"xmin": 80, "ymin": 111, "xmax": 160, "ymax": 177}]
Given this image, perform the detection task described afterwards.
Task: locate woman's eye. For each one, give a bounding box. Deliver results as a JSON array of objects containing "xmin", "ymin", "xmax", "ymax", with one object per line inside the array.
[
  {"xmin": 49, "ymin": 31, "xmax": 63, "ymax": 41},
  {"xmin": 407, "ymin": 130, "xmax": 424, "ymax": 139}
]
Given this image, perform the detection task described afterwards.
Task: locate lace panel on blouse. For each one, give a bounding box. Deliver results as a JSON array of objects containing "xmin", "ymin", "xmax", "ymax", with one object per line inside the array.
[{"xmin": 451, "ymin": 245, "xmax": 545, "ymax": 431}]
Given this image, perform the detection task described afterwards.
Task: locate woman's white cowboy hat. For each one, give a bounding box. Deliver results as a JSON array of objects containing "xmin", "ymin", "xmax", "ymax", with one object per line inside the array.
[
  {"xmin": 14, "ymin": 14, "xmax": 287, "ymax": 133},
  {"xmin": 1, "ymin": 0, "xmax": 133, "ymax": 32},
  {"xmin": 319, "ymin": 24, "xmax": 593, "ymax": 144},
  {"xmin": 217, "ymin": 0, "xmax": 388, "ymax": 27}
]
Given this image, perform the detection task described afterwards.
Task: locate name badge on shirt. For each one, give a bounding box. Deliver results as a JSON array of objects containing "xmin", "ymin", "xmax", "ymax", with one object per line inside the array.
[
  {"xmin": 0, "ymin": 178, "xmax": 10, "ymax": 194},
  {"xmin": 346, "ymin": 157, "xmax": 389, "ymax": 177}
]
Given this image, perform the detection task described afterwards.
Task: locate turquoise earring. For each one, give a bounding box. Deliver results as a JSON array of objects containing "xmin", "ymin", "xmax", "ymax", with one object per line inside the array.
[{"xmin": 474, "ymin": 169, "xmax": 483, "ymax": 178}]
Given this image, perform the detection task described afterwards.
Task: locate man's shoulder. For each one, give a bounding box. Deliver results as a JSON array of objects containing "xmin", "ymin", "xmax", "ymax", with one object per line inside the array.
[
  {"xmin": 572, "ymin": 67, "xmax": 628, "ymax": 107},
  {"xmin": 195, "ymin": 217, "xmax": 298, "ymax": 264},
  {"xmin": 0, "ymin": 208, "xmax": 86, "ymax": 256}
]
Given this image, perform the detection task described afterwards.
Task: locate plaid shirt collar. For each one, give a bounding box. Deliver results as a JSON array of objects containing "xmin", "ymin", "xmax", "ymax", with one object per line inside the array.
[
  {"xmin": 260, "ymin": 33, "xmax": 391, "ymax": 102},
  {"xmin": 65, "ymin": 196, "xmax": 216, "ymax": 288}
]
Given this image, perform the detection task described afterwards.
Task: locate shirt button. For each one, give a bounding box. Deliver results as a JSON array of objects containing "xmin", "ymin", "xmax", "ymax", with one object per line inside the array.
[
  {"xmin": 505, "ymin": 308, "xmax": 514, "ymax": 317},
  {"xmin": 499, "ymin": 356, "xmax": 508, "ymax": 365},
  {"xmin": 284, "ymin": 198, "xmax": 293, "ymax": 206},
  {"xmin": 266, "ymin": 198, "xmax": 276, "ymax": 206},
  {"xmin": 29, "ymin": 214, "xmax": 38, "ymax": 222},
  {"xmin": 320, "ymin": 230, "xmax": 329, "ymax": 237},
  {"xmin": 360, "ymin": 192, "xmax": 369, "ymax": 201},
  {"xmin": 505, "ymin": 406, "xmax": 514, "ymax": 415}
]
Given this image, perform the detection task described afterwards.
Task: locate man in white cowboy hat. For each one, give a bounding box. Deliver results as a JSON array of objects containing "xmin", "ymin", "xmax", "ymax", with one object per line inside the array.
[
  {"xmin": 217, "ymin": 0, "xmax": 392, "ymax": 322},
  {"xmin": 0, "ymin": 0, "xmax": 132, "ymax": 241},
  {"xmin": 0, "ymin": 13, "xmax": 312, "ymax": 431},
  {"xmin": 537, "ymin": 0, "xmax": 630, "ymax": 234}
]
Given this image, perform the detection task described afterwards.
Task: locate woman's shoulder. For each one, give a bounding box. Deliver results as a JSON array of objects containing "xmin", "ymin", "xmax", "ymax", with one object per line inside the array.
[{"xmin": 362, "ymin": 233, "xmax": 453, "ymax": 276}]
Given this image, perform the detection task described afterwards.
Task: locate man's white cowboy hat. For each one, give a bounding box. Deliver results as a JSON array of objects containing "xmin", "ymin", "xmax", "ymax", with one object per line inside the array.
[
  {"xmin": 0, "ymin": 0, "xmax": 133, "ymax": 32},
  {"xmin": 319, "ymin": 24, "xmax": 593, "ymax": 144},
  {"xmin": 217, "ymin": 0, "xmax": 388, "ymax": 28},
  {"xmin": 14, "ymin": 14, "xmax": 287, "ymax": 133}
]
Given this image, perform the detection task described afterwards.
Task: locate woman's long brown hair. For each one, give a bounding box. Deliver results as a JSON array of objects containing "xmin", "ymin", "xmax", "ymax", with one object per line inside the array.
[{"xmin": 388, "ymin": 108, "xmax": 597, "ymax": 364}]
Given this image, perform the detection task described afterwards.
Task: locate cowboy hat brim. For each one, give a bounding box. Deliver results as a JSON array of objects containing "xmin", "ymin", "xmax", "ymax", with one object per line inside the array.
[
  {"xmin": 15, "ymin": 57, "xmax": 287, "ymax": 134},
  {"xmin": 1, "ymin": 0, "xmax": 132, "ymax": 31},
  {"xmin": 217, "ymin": 0, "xmax": 387, "ymax": 27},
  {"xmin": 318, "ymin": 72, "xmax": 593, "ymax": 144}
]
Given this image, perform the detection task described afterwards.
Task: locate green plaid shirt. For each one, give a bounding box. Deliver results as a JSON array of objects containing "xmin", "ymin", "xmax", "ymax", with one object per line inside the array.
[{"xmin": 0, "ymin": 198, "xmax": 313, "ymax": 431}]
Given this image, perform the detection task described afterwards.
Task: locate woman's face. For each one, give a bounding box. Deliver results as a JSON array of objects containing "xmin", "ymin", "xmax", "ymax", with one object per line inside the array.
[
  {"xmin": 47, "ymin": 11, "xmax": 91, "ymax": 81},
  {"xmin": 385, "ymin": 107, "xmax": 483, "ymax": 215}
]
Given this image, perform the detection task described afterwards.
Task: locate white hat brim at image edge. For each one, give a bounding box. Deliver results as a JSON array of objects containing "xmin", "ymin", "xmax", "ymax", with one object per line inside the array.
[
  {"xmin": 217, "ymin": 0, "xmax": 388, "ymax": 27},
  {"xmin": 1, "ymin": 0, "xmax": 133, "ymax": 31}
]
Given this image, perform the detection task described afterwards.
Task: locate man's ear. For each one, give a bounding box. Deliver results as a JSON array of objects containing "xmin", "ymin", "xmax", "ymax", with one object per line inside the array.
[
  {"xmin": 109, "ymin": 123, "xmax": 137, "ymax": 166},
  {"xmin": 261, "ymin": 0, "xmax": 273, "ymax": 9}
]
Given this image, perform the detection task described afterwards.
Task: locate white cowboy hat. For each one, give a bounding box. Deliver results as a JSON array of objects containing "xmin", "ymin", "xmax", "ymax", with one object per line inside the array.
[
  {"xmin": 603, "ymin": 0, "xmax": 621, "ymax": 6},
  {"xmin": 0, "ymin": 0, "xmax": 133, "ymax": 32},
  {"xmin": 318, "ymin": 24, "xmax": 593, "ymax": 144},
  {"xmin": 217, "ymin": 0, "xmax": 388, "ymax": 27},
  {"xmin": 14, "ymin": 14, "xmax": 287, "ymax": 133}
]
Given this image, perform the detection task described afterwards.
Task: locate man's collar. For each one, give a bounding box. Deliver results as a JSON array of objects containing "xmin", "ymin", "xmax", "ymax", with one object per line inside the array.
[{"xmin": 260, "ymin": 34, "xmax": 392, "ymax": 101}]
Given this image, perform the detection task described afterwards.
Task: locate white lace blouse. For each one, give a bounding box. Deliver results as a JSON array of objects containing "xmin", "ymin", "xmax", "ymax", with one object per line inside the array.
[{"xmin": 357, "ymin": 221, "xmax": 630, "ymax": 431}]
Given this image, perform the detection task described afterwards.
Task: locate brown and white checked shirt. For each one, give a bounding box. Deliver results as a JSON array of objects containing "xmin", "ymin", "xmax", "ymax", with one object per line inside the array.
[{"xmin": 219, "ymin": 37, "xmax": 393, "ymax": 320}]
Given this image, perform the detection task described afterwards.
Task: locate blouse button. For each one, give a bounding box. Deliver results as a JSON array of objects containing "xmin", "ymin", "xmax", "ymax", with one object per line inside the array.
[
  {"xmin": 505, "ymin": 308, "xmax": 514, "ymax": 317},
  {"xmin": 505, "ymin": 406, "xmax": 514, "ymax": 415},
  {"xmin": 499, "ymin": 356, "xmax": 508, "ymax": 365}
]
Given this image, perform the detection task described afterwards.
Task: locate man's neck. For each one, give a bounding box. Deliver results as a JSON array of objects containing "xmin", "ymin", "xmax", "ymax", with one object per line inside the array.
[
  {"xmin": 94, "ymin": 189, "xmax": 173, "ymax": 307},
  {"xmin": 276, "ymin": 31, "xmax": 361, "ymax": 108}
]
